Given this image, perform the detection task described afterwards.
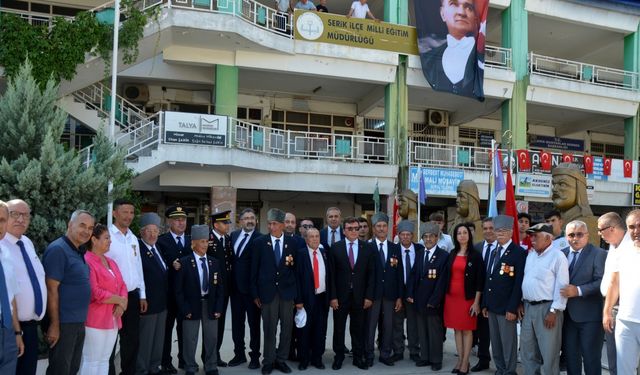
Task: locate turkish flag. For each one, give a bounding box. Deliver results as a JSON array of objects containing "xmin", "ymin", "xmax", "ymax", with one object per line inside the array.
[
  {"xmin": 624, "ymin": 160, "xmax": 633, "ymax": 178},
  {"xmin": 562, "ymin": 153, "xmax": 573, "ymax": 163},
  {"xmin": 516, "ymin": 149, "xmax": 531, "ymax": 170},
  {"xmin": 540, "ymin": 150, "xmax": 552, "ymax": 171},
  {"xmin": 603, "ymin": 157, "xmax": 612, "ymax": 176},
  {"xmin": 583, "ymin": 154, "xmax": 594, "ymax": 174}
]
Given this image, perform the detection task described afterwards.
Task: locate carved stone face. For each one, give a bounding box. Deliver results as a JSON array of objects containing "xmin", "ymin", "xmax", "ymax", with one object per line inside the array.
[
  {"xmin": 398, "ymin": 194, "xmax": 410, "ymax": 218},
  {"xmin": 551, "ymin": 174, "xmax": 577, "ymax": 211},
  {"xmin": 456, "ymin": 190, "xmax": 469, "ymax": 217}
]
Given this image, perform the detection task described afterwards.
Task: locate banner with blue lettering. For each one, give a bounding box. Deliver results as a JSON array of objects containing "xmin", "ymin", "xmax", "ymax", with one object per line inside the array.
[{"xmin": 414, "ymin": 0, "xmax": 488, "ymax": 101}]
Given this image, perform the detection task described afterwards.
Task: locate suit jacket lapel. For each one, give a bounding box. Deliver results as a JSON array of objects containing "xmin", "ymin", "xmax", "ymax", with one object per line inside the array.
[{"xmin": 571, "ymin": 245, "xmax": 590, "ymax": 279}]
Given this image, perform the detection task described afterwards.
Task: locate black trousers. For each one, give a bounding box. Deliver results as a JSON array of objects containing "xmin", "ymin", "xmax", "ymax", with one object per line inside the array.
[
  {"xmin": 110, "ymin": 289, "xmax": 140, "ymax": 375},
  {"xmin": 17, "ymin": 320, "xmax": 39, "ymax": 375},
  {"xmin": 46, "ymin": 323, "xmax": 84, "ymax": 375},
  {"xmin": 298, "ymin": 293, "xmax": 329, "ymax": 366},
  {"xmin": 230, "ymin": 292, "xmax": 261, "ymax": 360},
  {"xmin": 473, "ymin": 314, "xmax": 491, "ymax": 364},
  {"xmin": 162, "ymin": 295, "xmax": 184, "ymax": 367},
  {"xmin": 332, "ymin": 291, "xmax": 366, "ymax": 362}
]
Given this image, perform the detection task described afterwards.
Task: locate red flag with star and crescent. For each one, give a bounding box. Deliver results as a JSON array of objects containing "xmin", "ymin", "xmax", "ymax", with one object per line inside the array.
[
  {"xmin": 624, "ymin": 160, "xmax": 633, "ymax": 178},
  {"xmin": 540, "ymin": 150, "xmax": 552, "ymax": 171},
  {"xmin": 583, "ymin": 154, "xmax": 594, "ymax": 174},
  {"xmin": 603, "ymin": 157, "xmax": 612, "ymax": 176},
  {"xmin": 516, "ymin": 149, "xmax": 530, "ymax": 171},
  {"xmin": 561, "ymin": 153, "xmax": 573, "ymax": 163}
]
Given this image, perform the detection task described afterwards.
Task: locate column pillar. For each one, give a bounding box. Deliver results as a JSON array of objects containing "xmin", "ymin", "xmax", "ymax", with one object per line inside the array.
[
  {"xmin": 210, "ymin": 186, "xmax": 237, "ymax": 231},
  {"xmin": 624, "ymin": 27, "xmax": 639, "ymax": 160},
  {"xmin": 501, "ymin": 0, "xmax": 528, "ymax": 149},
  {"xmin": 214, "ymin": 65, "xmax": 239, "ymax": 118}
]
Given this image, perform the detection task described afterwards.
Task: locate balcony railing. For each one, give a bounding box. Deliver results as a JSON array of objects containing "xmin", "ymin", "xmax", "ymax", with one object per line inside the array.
[
  {"xmin": 0, "ymin": 7, "xmax": 74, "ymax": 29},
  {"xmin": 529, "ymin": 52, "xmax": 639, "ymax": 92},
  {"xmin": 409, "ymin": 139, "xmax": 511, "ymax": 171},
  {"xmin": 72, "ymin": 82, "xmax": 148, "ymax": 131},
  {"xmin": 485, "ymin": 45, "xmax": 512, "ymax": 70}
]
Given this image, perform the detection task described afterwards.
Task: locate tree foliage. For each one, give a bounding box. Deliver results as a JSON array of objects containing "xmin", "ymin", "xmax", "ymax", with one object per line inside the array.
[{"xmin": 0, "ymin": 61, "xmax": 132, "ymax": 251}]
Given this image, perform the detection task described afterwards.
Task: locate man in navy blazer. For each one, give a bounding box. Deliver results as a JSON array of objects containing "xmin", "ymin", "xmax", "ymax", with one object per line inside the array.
[
  {"xmin": 407, "ymin": 222, "xmax": 449, "ymax": 371},
  {"xmin": 328, "ymin": 216, "xmax": 376, "ymax": 370},
  {"xmin": 295, "ymin": 228, "xmax": 331, "ymax": 370},
  {"xmin": 175, "ymin": 225, "xmax": 224, "ymax": 375},
  {"xmin": 156, "ymin": 205, "xmax": 190, "ymax": 373},
  {"xmin": 481, "ymin": 215, "xmax": 526, "ymax": 375},
  {"xmin": 228, "ymin": 208, "xmax": 262, "ymax": 369},
  {"xmin": 320, "ymin": 207, "xmax": 343, "ymax": 249},
  {"xmin": 251, "ymin": 208, "xmax": 298, "ymax": 375},
  {"xmin": 560, "ymin": 221, "xmax": 607, "ymax": 375},
  {"xmin": 284, "ymin": 212, "xmax": 306, "ymax": 250}
]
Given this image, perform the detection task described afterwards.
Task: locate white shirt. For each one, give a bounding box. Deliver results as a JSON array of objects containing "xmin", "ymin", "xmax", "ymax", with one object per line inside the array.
[
  {"xmin": 107, "ymin": 225, "xmax": 146, "ymax": 298},
  {"xmin": 350, "ymin": 1, "xmax": 370, "ymax": 18},
  {"xmin": 481, "ymin": 240, "xmax": 498, "ymax": 262},
  {"xmin": 142, "ymin": 241, "xmax": 166, "ymax": 270},
  {"xmin": 270, "ymin": 234, "xmax": 284, "ymax": 256},
  {"xmin": 438, "ymin": 233, "xmax": 455, "ymax": 252},
  {"xmin": 0, "ymin": 234, "xmax": 46, "ymax": 321},
  {"xmin": 400, "ymin": 244, "xmax": 415, "ymax": 284},
  {"xmin": 213, "ymin": 230, "xmax": 226, "ymax": 247},
  {"xmin": 0, "ymin": 244, "xmax": 17, "ymax": 320},
  {"xmin": 442, "ymin": 34, "xmax": 475, "ymax": 84},
  {"xmin": 234, "ymin": 230, "xmax": 254, "ymax": 256},
  {"xmin": 611, "ymin": 242, "xmax": 640, "ymax": 323},
  {"xmin": 522, "ymin": 243, "xmax": 569, "ymax": 311},
  {"xmin": 553, "ymin": 236, "xmax": 569, "ymax": 251},
  {"xmin": 566, "ymin": 247, "xmax": 584, "ymax": 296},
  {"xmin": 308, "ymin": 247, "xmax": 326, "ymax": 294},
  {"xmin": 424, "ymin": 245, "xmax": 437, "ymax": 264},
  {"xmin": 375, "ymin": 238, "xmax": 388, "ymax": 262},
  {"xmin": 346, "ymin": 239, "xmax": 359, "ymax": 263},
  {"xmin": 497, "ymin": 240, "xmax": 512, "ymax": 258},
  {"xmin": 170, "ymin": 231, "xmax": 186, "ymax": 248},
  {"xmin": 601, "ymin": 232, "xmax": 631, "ymax": 296},
  {"xmin": 193, "ymin": 252, "xmax": 210, "ymax": 296},
  {"xmin": 327, "ymin": 227, "xmax": 342, "ymax": 245},
  {"xmin": 276, "ymin": 0, "xmax": 290, "ymax": 12}
]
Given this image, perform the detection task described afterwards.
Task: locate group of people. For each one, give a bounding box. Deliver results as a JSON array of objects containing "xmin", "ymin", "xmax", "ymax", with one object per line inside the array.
[
  {"xmin": 276, "ymin": 0, "xmax": 378, "ymax": 21},
  {"xmin": 1, "ymin": 199, "xmax": 640, "ymax": 375}
]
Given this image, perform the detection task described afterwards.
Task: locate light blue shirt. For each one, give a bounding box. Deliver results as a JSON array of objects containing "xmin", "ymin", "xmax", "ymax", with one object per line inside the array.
[{"xmin": 295, "ymin": 0, "xmax": 316, "ymax": 10}]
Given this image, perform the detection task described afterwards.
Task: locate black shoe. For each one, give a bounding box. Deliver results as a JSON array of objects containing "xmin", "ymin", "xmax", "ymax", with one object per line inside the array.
[
  {"xmin": 313, "ymin": 362, "xmax": 325, "ymax": 370},
  {"xmin": 206, "ymin": 370, "xmax": 219, "ymax": 375},
  {"xmin": 332, "ymin": 359, "xmax": 343, "ymax": 370},
  {"xmin": 262, "ymin": 364, "xmax": 273, "ymax": 374},
  {"xmin": 452, "ymin": 368, "xmax": 460, "ymax": 373},
  {"xmin": 161, "ymin": 364, "xmax": 178, "ymax": 374},
  {"xmin": 178, "ymin": 363, "xmax": 186, "ymax": 370},
  {"xmin": 391, "ymin": 353, "xmax": 403, "ymax": 362},
  {"xmin": 229, "ymin": 355, "xmax": 247, "ymax": 367},
  {"xmin": 185, "ymin": 372, "xmax": 195, "ymax": 375},
  {"xmin": 410, "ymin": 354, "xmax": 420, "ymax": 362},
  {"xmin": 431, "ymin": 363, "xmax": 443, "ymax": 371},
  {"xmin": 275, "ymin": 361, "xmax": 292, "ymax": 374},
  {"xmin": 354, "ymin": 358, "xmax": 368, "ymax": 370},
  {"xmin": 217, "ymin": 357, "xmax": 228, "ymax": 367},
  {"xmin": 416, "ymin": 360, "xmax": 431, "ymax": 367},
  {"xmin": 366, "ymin": 358, "xmax": 374, "ymax": 367},
  {"xmin": 249, "ymin": 359, "xmax": 261, "ymax": 369},
  {"xmin": 298, "ymin": 363, "xmax": 308, "ymax": 371},
  {"xmin": 470, "ymin": 362, "xmax": 489, "ymax": 372},
  {"xmin": 379, "ymin": 357, "xmax": 394, "ymax": 366}
]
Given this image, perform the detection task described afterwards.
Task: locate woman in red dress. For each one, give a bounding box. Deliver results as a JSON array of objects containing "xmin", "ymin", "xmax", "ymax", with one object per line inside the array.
[{"xmin": 443, "ymin": 223, "xmax": 485, "ymax": 374}]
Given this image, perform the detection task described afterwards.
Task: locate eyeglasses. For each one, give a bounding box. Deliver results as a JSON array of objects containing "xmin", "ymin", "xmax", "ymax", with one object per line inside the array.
[
  {"xmin": 9, "ymin": 211, "xmax": 31, "ymax": 220},
  {"xmin": 344, "ymin": 226, "xmax": 359, "ymax": 231},
  {"xmin": 597, "ymin": 226, "xmax": 611, "ymax": 233},
  {"xmin": 567, "ymin": 232, "xmax": 586, "ymax": 239},
  {"xmin": 301, "ymin": 224, "xmax": 314, "ymax": 229}
]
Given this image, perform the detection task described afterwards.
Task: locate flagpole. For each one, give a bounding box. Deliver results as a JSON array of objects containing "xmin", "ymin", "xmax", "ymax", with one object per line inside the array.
[{"xmin": 417, "ymin": 164, "xmax": 422, "ymax": 241}]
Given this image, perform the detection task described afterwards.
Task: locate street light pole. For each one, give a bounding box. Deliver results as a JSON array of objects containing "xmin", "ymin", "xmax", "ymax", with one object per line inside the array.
[{"xmin": 107, "ymin": 0, "xmax": 120, "ymax": 228}]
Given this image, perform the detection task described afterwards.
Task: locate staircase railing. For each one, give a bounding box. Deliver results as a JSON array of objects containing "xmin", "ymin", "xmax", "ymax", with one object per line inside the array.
[{"xmin": 71, "ymin": 82, "xmax": 148, "ymax": 130}]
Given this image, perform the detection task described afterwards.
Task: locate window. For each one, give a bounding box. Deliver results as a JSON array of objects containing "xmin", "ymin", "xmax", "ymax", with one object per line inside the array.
[
  {"xmin": 237, "ymin": 107, "xmax": 262, "ymax": 124},
  {"xmin": 591, "ymin": 142, "xmax": 624, "ymax": 159},
  {"xmin": 270, "ymin": 110, "xmax": 354, "ymax": 135},
  {"xmin": 459, "ymin": 127, "xmax": 495, "ymax": 147},
  {"xmin": 411, "ymin": 122, "xmax": 446, "ymax": 143}
]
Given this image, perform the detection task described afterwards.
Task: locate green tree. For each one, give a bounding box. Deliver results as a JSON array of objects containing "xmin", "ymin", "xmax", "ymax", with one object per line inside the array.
[{"xmin": 0, "ymin": 61, "xmax": 132, "ymax": 251}]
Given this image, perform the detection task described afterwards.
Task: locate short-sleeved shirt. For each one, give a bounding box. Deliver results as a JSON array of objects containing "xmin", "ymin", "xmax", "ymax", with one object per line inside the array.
[
  {"xmin": 350, "ymin": 1, "xmax": 370, "ymax": 18},
  {"xmin": 42, "ymin": 236, "xmax": 91, "ymax": 324},
  {"xmin": 612, "ymin": 242, "xmax": 640, "ymax": 323},
  {"xmin": 316, "ymin": 4, "xmax": 328, "ymax": 12},
  {"xmin": 276, "ymin": 0, "xmax": 291, "ymax": 12},
  {"xmin": 295, "ymin": 0, "xmax": 316, "ymax": 10}
]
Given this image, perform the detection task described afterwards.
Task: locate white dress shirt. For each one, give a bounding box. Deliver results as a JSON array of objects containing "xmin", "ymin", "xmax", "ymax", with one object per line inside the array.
[
  {"xmin": 0, "ymin": 244, "xmax": 17, "ymax": 319},
  {"xmin": 442, "ymin": 34, "xmax": 475, "ymax": 84},
  {"xmin": 193, "ymin": 252, "xmax": 210, "ymax": 296},
  {"xmin": 234, "ymin": 230, "xmax": 254, "ymax": 256},
  {"xmin": 601, "ymin": 232, "xmax": 631, "ymax": 296},
  {"xmin": 424, "ymin": 245, "xmax": 437, "ymax": 265},
  {"xmin": 308, "ymin": 247, "xmax": 326, "ymax": 294},
  {"xmin": 522, "ymin": 243, "xmax": 569, "ymax": 311},
  {"xmin": 437, "ymin": 233, "xmax": 455, "ymax": 252},
  {"xmin": 375, "ymin": 238, "xmax": 388, "ymax": 262},
  {"xmin": 481, "ymin": 240, "xmax": 498, "ymax": 262},
  {"xmin": 327, "ymin": 227, "xmax": 342, "ymax": 244},
  {"xmin": 401, "ymin": 244, "xmax": 415, "ymax": 284},
  {"xmin": 170, "ymin": 231, "xmax": 186, "ymax": 248},
  {"xmin": 0, "ymin": 233, "xmax": 46, "ymax": 321},
  {"xmin": 142, "ymin": 241, "xmax": 166, "ymax": 270},
  {"xmin": 107, "ymin": 224, "xmax": 146, "ymax": 298},
  {"xmin": 611, "ymin": 242, "xmax": 640, "ymax": 323}
]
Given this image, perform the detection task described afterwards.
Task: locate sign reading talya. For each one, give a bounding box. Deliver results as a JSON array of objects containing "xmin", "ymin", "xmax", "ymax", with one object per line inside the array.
[
  {"xmin": 294, "ymin": 10, "xmax": 418, "ymax": 55},
  {"xmin": 164, "ymin": 111, "xmax": 227, "ymax": 146}
]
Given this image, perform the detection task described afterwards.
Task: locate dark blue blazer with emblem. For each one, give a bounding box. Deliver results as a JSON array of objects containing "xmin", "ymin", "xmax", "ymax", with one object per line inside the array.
[
  {"xmin": 156, "ymin": 232, "xmax": 191, "ymax": 299},
  {"xmin": 230, "ymin": 229, "xmax": 262, "ymax": 295},
  {"xmin": 207, "ymin": 231, "xmax": 234, "ymax": 296},
  {"xmin": 250, "ymin": 234, "xmax": 298, "ymax": 304},
  {"xmin": 175, "ymin": 253, "xmax": 224, "ymax": 320},
  {"xmin": 482, "ymin": 241, "xmax": 526, "ymax": 315},
  {"xmin": 369, "ymin": 240, "xmax": 404, "ymax": 301},
  {"xmin": 561, "ymin": 243, "xmax": 607, "ymax": 323},
  {"xmin": 407, "ymin": 245, "xmax": 449, "ymax": 313},
  {"xmin": 139, "ymin": 240, "xmax": 168, "ymax": 315},
  {"xmin": 295, "ymin": 246, "xmax": 331, "ymax": 312}
]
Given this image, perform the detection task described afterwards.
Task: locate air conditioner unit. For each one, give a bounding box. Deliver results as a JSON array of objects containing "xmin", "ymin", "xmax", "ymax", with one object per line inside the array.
[
  {"xmin": 427, "ymin": 109, "xmax": 449, "ymax": 127},
  {"xmin": 123, "ymin": 84, "xmax": 149, "ymax": 102}
]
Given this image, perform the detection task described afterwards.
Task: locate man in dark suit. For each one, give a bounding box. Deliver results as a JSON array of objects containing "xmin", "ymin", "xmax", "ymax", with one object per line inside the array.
[
  {"xmin": 366, "ymin": 212, "xmax": 404, "ymax": 367},
  {"xmin": 481, "ymin": 215, "xmax": 526, "ymax": 375},
  {"xmin": 206, "ymin": 210, "xmax": 234, "ymax": 367},
  {"xmin": 471, "ymin": 217, "xmax": 496, "ymax": 372},
  {"xmin": 560, "ymin": 221, "xmax": 607, "ymax": 375},
  {"xmin": 320, "ymin": 207, "xmax": 343, "ymax": 249},
  {"xmin": 295, "ymin": 228, "xmax": 331, "ymax": 370},
  {"xmin": 176, "ymin": 225, "xmax": 224, "ymax": 375},
  {"xmin": 284, "ymin": 212, "xmax": 306, "ymax": 250},
  {"xmin": 156, "ymin": 205, "xmax": 190, "ymax": 373},
  {"xmin": 137, "ymin": 213, "xmax": 168, "ymax": 375},
  {"xmin": 329, "ymin": 216, "xmax": 376, "ymax": 370},
  {"xmin": 251, "ymin": 208, "xmax": 298, "ymax": 375},
  {"xmin": 392, "ymin": 220, "xmax": 422, "ymax": 363},
  {"xmin": 407, "ymin": 222, "xmax": 449, "ymax": 371},
  {"xmin": 228, "ymin": 208, "xmax": 262, "ymax": 369}
]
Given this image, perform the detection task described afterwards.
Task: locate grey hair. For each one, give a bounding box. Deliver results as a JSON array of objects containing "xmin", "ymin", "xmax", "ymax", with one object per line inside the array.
[
  {"xmin": 70, "ymin": 210, "xmax": 95, "ymax": 222},
  {"xmin": 566, "ymin": 220, "xmax": 588, "ymax": 232},
  {"xmin": 326, "ymin": 207, "xmax": 341, "ymax": 216},
  {"xmin": 0, "ymin": 200, "xmax": 7, "ymax": 214}
]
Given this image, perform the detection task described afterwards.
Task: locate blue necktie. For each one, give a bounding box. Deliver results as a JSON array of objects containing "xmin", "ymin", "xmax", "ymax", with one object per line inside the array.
[
  {"xmin": 379, "ymin": 242, "xmax": 386, "ymax": 266},
  {"xmin": 17, "ymin": 240, "xmax": 43, "ymax": 316},
  {"xmin": 176, "ymin": 236, "xmax": 184, "ymax": 251},
  {"xmin": 274, "ymin": 239, "xmax": 281, "ymax": 264},
  {"xmin": 404, "ymin": 249, "xmax": 411, "ymax": 284},
  {"xmin": 568, "ymin": 251, "xmax": 579, "ymax": 274},
  {"xmin": 237, "ymin": 233, "xmax": 249, "ymax": 256},
  {"xmin": 151, "ymin": 247, "xmax": 166, "ymax": 271},
  {"xmin": 0, "ymin": 260, "xmax": 12, "ymax": 329},
  {"xmin": 200, "ymin": 257, "xmax": 209, "ymax": 293}
]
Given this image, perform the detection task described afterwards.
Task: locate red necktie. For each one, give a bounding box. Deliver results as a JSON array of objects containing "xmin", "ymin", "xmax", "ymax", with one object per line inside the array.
[
  {"xmin": 313, "ymin": 250, "xmax": 320, "ymax": 290},
  {"xmin": 348, "ymin": 242, "xmax": 355, "ymax": 269}
]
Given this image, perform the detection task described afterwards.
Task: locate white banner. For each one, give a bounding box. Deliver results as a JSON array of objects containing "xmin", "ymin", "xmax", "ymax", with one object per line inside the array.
[{"xmin": 164, "ymin": 111, "xmax": 227, "ymax": 146}]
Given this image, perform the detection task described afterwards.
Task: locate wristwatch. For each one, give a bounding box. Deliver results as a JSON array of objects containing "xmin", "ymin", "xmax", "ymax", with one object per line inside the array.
[
  {"xmin": 549, "ymin": 308, "xmax": 557, "ymax": 314},
  {"xmin": 15, "ymin": 330, "xmax": 23, "ymax": 336}
]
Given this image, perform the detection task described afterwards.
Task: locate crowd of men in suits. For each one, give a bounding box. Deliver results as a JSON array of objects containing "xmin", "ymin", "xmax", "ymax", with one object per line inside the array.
[{"xmin": 2, "ymin": 199, "xmax": 640, "ymax": 375}]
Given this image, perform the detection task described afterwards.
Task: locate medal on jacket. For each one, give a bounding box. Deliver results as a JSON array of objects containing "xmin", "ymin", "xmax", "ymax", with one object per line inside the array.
[
  {"xmin": 428, "ymin": 269, "xmax": 436, "ymax": 279},
  {"xmin": 213, "ymin": 272, "xmax": 218, "ymax": 285},
  {"xmin": 509, "ymin": 266, "xmax": 514, "ymax": 277},
  {"xmin": 499, "ymin": 263, "xmax": 506, "ymax": 275}
]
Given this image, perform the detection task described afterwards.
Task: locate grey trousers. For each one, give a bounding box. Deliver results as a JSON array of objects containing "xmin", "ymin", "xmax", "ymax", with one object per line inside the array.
[
  {"xmin": 416, "ymin": 310, "xmax": 444, "ymax": 364},
  {"xmin": 488, "ymin": 312, "xmax": 518, "ymax": 375},
  {"xmin": 47, "ymin": 322, "xmax": 85, "ymax": 375},
  {"xmin": 137, "ymin": 310, "xmax": 167, "ymax": 375},
  {"xmin": 520, "ymin": 301, "xmax": 563, "ymax": 375},
  {"xmin": 261, "ymin": 293, "xmax": 294, "ymax": 365},
  {"xmin": 0, "ymin": 325, "xmax": 17, "ymax": 374},
  {"xmin": 183, "ymin": 302, "xmax": 218, "ymax": 373},
  {"xmin": 366, "ymin": 298, "xmax": 394, "ymax": 360},
  {"xmin": 392, "ymin": 300, "xmax": 419, "ymax": 357}
]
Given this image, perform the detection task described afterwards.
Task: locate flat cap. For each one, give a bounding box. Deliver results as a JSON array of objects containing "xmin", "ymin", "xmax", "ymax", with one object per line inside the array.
[
  {"xmin": 140, "ymin": 212, "xmax": 161, "ymax": 228},
  {"xmin": 210, "ymin": 210, "xmax": 231, "ymax": 224},
  {"xmin": 493, "ymin": 214, "xmax": 514, "ymax": 230},
  {"xmin": 371, "ymin": 212, "xmax": 389, "ymax": 225},
  {"xmin": 191, "ymin": 224, "xmax": 209, "ymax": 241},
  {"xmin": 422, "ymin": 222, "xmax": 440, "ymax": 236},
  {"xmin": 397, "ymin": 220, "xmax": 414, "ymax": 234},
  {"xmin": 165, "ymin": 205, "xmax": 187, "ymax": 219},
  {"xmin": 267, "ymin": 208, "xmax": 286, "ymax": 223},
  {"xmin": 526, "ymin": 223, "xmax": 553, "ymax": 235}
]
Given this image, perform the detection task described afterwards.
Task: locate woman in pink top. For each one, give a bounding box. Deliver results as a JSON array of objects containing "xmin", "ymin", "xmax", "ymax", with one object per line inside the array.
[{"xmin": 80, "ymin": 224, "xmax": 128, "ymax": 375}]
